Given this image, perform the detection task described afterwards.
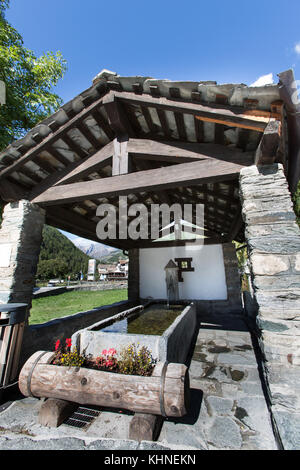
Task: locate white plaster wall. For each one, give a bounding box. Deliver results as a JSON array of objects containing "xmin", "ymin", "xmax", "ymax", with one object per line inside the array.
[{"xmin": 139, "ymin": 244, "xmax": 227, "ymax": 300}]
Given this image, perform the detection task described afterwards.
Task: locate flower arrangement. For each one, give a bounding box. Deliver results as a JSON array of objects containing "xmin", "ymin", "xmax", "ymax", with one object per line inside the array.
[
  {"xmin": 52, "ymin": 339, "xmax": 156, "ymax": 376},
  {"xmin": 52, "ymin": 338, "xmax": 85, "ymax": 368}
]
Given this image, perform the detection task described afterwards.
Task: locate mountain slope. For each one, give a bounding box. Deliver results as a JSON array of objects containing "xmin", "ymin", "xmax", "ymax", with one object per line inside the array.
[
  {"xmin": 37, "ymin": 225, "xmax": 91, "ymax": 279},
  {"xmin": 72, "ymin": 237, "xmax": 117, "ymax": 260}
]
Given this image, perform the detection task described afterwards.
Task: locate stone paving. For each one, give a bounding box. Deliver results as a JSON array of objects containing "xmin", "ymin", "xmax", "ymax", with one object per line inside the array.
[
  {"xmin": 0, "ymin": 315, "xmax": 279, "ymax": 450},
  {"xmin": 158, "ymin": 315, "xmax": 278, "ymax": 450}
]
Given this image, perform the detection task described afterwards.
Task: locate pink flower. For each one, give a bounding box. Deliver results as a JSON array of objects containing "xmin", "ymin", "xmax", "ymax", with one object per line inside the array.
[
  {"xmin": 102, "ymin": 349, "xmax": 107, "ymax": 356},
  {"xmin": 55, "ymin": 340, "xmax": 60, "ymax": 351},
  {"xmin": 108, "ymin": 348, "xmax": 116, "ymax": 356}
]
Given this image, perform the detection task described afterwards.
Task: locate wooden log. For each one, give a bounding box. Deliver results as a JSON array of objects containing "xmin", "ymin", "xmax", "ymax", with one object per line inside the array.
[
  {"xmin": 38, "ymin": 398, "xmax": 78, "ymax": 428},
  {"xmin": 19, "ymin": 351, "xmax": 190, "ymax": 417},
  {"xmin": 129, "ymin": 413, "xmax": 163, "ymax": 442}
]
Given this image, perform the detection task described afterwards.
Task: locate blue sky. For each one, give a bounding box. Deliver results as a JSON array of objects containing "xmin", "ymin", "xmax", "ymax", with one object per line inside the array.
[
  {"xmin": 6, "ymin": 0, "xmax": 300, "ymax": 104},
  {"xmin": 5, "ymin": 0, "xmax": 300, "ymax": 243}
]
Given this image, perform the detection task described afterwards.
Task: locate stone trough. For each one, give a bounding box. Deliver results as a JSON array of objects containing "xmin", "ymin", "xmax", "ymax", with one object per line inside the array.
[{"xmin": 71, "ymin": 301, "xmax": 197, "ymax": 364}]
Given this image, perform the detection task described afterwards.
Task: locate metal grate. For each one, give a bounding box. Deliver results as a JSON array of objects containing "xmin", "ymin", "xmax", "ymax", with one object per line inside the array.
[{"xmin": 63, "ymin": 405, "xmax": 101, "ymax": 429}]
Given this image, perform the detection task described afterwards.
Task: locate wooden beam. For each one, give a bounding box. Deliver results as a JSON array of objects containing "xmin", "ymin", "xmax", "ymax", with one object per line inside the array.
[
  {"xmin": 112, "ymin": 137, "xmax": 130, "ymax": 176},
  {"xmin": 127, "ymin": 139, "xmax": 254, "ymax": 165},
  {"xmin": 255, "ymin": 119, "xmax": 281, "ymax": 165},
  {"xmin": 278, "ymin": 69, "xmax": 300, "ymax": 193},
  {"xmin": 32, "ymin": 158, "xmax": 247, "ymax": 206},
  {"xmin": 54, "ymin": 142, "xmax": 113, "ymax": 185},
  {"xmin": 128, "ymin": 237, "xmax": 227, "ymax": 249},
  {"xmin": 103, "ymin": 93, "xmax": 134, "ymax": 137},
  {"xmin": 104, "ymin": 91, "xmax": 269, "ymax": 133}
]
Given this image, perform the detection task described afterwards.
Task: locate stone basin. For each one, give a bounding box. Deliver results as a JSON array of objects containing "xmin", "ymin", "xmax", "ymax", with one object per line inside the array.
[{"xmin": 72, "ymin": 301, "xmax": 197, "ymax": 363}]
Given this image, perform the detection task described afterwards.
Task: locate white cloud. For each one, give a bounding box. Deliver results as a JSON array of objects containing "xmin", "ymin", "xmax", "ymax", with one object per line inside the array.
[
  {"xmin": 250, "ymin": 73, "xmax": 274, "ymax": 87},
  {"xmin": 295, "ymin": 42, "xmax": 300, "ymax": 55}
]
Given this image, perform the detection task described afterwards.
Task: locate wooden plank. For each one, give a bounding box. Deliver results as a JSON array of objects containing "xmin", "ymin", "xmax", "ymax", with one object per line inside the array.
[
  {"xmin": 0, "ymin": 325, "xmax": 12, "ymax": 386},
  {"xmin": 76, "ymin": 121, "xmax": 102, "ymax": 150},
  {"xmin": 9, "ymin": 321, "xmax": 25, "ymax": 382},
  {"xmin": 3, "ymin": 324, "xmax": 19, "ymax": 386},
  {"xmin": 90, "ymin": 109, "xmax": 115, "ymax": 140},
  {"xmin": 0, "ymin": 90, "xmax": 107, "ymax": 180},
  {"xmin": 104, "ymin": 91, "xmax": 269, "ymax": 133},
  {"xmin": 32, "ymin": 158, "xmax": 247, "ymax": 206}
]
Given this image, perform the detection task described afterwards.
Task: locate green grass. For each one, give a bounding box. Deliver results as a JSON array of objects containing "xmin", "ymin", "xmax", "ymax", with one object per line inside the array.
[{"xmin": 29, "ymin": 288, "xmax": 128, "ymax": 325}]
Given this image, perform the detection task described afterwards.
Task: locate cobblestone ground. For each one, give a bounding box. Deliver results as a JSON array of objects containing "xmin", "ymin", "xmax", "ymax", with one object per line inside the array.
[
  {"xmin": 158, "ymin": 315, "xmax": 278, "ymax": 450},
  {"xmin": 0, "ymin": 315, "xmax": 279, "ymax": 450}
]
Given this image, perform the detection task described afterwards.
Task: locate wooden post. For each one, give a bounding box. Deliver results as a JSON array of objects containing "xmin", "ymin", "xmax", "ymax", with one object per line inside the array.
[
  {"xmin": 38, "ymin": 398, "xmax": 78, "ymax": 428},
  {"xmin": 129, "ymin": 413, "xmax": 163, "ymax": 442}
]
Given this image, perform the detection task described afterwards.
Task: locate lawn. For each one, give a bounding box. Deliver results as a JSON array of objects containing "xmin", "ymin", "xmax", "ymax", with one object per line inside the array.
[{"xmin": 29, "ymin": 288, "xmax": 128, "ymax": 325}]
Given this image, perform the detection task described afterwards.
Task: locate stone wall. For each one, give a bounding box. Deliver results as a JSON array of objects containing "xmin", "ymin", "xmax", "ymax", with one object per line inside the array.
[
  {"xmin": 240, "ymin": 164, "xmax": 300, "ymax": 365},
  {"xmin": 21, "ymin": 300, "xmax": 135, "ymax": 367},
  {"xmin": 0, "ymin": 200, "xmax": 45, "ymax": 307},
  {"xmin": 239, "ymin": 163, "xmax": 300, "ymax": 450}
]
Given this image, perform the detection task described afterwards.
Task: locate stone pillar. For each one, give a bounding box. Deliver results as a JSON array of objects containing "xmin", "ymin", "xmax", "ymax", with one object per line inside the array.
[
  {"xmin": 128, "ymin": 248, "xmax": 139, "ymax": 301},
  {"xmin": 0, "ymin": 200, "xmax": 45, "ymax": 312},
  {"xmin": 240, "ymin": 164, "xmax": 300, "ymax": 450}
]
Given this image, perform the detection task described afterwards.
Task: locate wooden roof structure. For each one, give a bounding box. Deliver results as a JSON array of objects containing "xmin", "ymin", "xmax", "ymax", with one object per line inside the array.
[{"xmin": 0, "ymin": 68, "xmax": 299, "ymax": 250}]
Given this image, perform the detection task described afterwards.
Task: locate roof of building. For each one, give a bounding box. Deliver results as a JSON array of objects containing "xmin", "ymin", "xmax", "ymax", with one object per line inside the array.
[{"xmin": 0, "ymin": 68, "xmax": 298, "ymax": 248}]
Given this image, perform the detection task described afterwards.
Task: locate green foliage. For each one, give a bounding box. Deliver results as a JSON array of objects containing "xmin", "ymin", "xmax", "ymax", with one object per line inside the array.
[
  {"xmin": 292, "ymin": 181, "xmax": 300, "ymax": 227},
  {"xmin": 0, "ymin": 0, "xmax": 67, "ymax": 149},
  {"xmin": 37, "ymin": 225, "xmax": 90, "ymax": 280},
  {"xmin": 30, "ymin": 289, "xmax": 128, "ymax": 325},
  {"xmin": 99, "ymin": 250, "xmax": 128, "ymax": 264},
  {"xmin": 117, "ymin": 343, "xmax": 156, "ymax": 376},
  {"xmin": 233, "ymin": 241, "xmax": 248, "ymax": 270}
]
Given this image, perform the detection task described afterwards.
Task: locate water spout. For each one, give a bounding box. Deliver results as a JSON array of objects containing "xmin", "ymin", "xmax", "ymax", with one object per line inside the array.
[{"xmin": 164, "ymin": 259, "xmax": 179, "ymax": 308}]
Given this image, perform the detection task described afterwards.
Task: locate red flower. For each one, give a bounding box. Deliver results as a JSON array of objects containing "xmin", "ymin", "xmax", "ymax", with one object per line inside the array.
[
  {"xmin": 65, "ymin": 338, "xmax": 72, "ymax": 348},
  {"xmin": 108, "ymin": 348, "xmax": 117, "ymax": 356},
  {"xmin": 55, "ymin": 340, "xmax": 60, "ymax": 351}
]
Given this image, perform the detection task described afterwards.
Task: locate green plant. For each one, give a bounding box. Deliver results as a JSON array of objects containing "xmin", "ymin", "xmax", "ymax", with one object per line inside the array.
[{"xmin": 117, "ymin": 343, "xmax": 156, "ymax": 376}]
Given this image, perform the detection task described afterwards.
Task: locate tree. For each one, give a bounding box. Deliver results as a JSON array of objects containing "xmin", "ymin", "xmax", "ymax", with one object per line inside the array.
[{"xmin": 0, "ymin": 0, "xmax": 67, "ymax": 150}]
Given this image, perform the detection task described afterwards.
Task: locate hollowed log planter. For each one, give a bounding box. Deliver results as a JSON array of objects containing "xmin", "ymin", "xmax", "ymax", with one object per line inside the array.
[{"xmin": 19, "ymin": 351, "xmax": 190, "ymax": 417}]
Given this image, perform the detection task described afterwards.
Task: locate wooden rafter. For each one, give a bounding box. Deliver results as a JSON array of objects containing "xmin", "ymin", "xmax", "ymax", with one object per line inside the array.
[
  {"xmin": 31, "ymin": 158, "xmax": 247, "ymax": 206},
  {"xmin": 103, "ymin": 91, "xmax": 270, "ymax": 133}
]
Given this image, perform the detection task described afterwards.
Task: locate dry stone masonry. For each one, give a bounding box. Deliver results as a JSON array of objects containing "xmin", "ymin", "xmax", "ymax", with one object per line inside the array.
[
  {"xmin": 0, "ymin": 200, "xmax": 45, "ymax": 309},
  {"xmin": 239, "ymin": 163, "xmax": 300, "ymax": 449}
]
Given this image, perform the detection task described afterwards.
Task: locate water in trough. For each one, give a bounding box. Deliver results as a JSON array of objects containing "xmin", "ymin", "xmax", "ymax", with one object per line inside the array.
[{"xmin": 99, "ymin": 304, "xmax": 185, "ymax": 336}]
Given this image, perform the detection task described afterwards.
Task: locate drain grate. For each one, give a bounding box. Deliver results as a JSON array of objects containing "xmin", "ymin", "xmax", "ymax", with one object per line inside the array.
[{"xmin": 63, "ymin": 405, "xmax": 101, "ymax": 429}]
